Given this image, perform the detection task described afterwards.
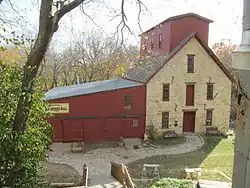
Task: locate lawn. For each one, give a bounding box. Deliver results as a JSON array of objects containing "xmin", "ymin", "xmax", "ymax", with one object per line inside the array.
[
  {"xmin": 127, "ymin": 136, "xmax": 234, "ymax": 183},
  {"xmin": 151, "ymin": 136, "xmax": 186, "ymax": 147}
]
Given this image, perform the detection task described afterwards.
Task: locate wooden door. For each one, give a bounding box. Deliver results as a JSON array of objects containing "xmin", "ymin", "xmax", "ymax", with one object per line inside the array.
[
  {"xmin": 183, "ymin": 111, "xmax": 196, "ymax": 132},
  {"xmin": 62, "ymin": 119, "xmax": 84, "ymax": 142},
  {"xmin": 186, "ymin": 84, "xmax": 195, "ymax": 106}
]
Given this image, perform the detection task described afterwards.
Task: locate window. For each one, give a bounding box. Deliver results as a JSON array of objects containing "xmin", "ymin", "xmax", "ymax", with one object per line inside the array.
[
  {"xmin": 151, "ymin": 39, "xmax": 154, "ymax": 49},
  {"xmin": 207, "ymin": 83, "xmax": 214, "ymax": 100},
  {"xmin": 132, "ymin": 120, "xmax": 139, "ymax": 127},
  {"xmin": 124, "ymin": 95, "xmax": 132, "ymax": 110},
  {"xmin": 162, "ymin": 112, "xmax": 169, "ymax": 129},
  {"xmin": 159, "ymin": 33, "xmax": 163, "ymax": 48},
  {"xmin": 162, "ymin": 84, "xmax": 170, "ymax": 101},
  {"xmin": 187, "ymin": 55, "xmax": 195, "ymax": 73},
  {"xmin": 186, "ymin": 84, "xmax": 195, "ymax": 106},
  {"xmin": 206, "ymin": 109, "xmax": 213, "ymax": 126}
]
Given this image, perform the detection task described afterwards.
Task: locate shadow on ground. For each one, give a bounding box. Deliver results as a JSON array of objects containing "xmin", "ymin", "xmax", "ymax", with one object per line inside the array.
[
  {"xmin": 127, "ymin": 136, "xmax": 233, "ymax": 182},
  {"xmin": 40, "ymin": 161, "xmax": 81, "ymax": 184},
  {"xmin": 84, "ymin": 140, "xmax": 119, "ymax": 153}
]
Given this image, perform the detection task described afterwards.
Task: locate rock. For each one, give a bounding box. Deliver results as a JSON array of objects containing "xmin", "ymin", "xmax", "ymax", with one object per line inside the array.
[{"xmin": 71, "ymin": 142, "xmax": 84, "ymax": 153}]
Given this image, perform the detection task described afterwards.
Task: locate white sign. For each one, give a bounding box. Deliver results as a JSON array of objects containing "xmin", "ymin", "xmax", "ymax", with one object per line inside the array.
[{"xmin": 48, "ymin": 103, "xmax": 69, "ymax": 114}]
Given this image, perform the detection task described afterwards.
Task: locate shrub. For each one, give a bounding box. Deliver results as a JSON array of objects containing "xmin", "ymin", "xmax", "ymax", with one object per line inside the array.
[
  {"xmin": 0, "ymin": 62, "xmax": 52, "ymax": 188},
  {"xmin": 146, "ymin": 121, "xmax": 158, "ymax": 140},
  {"xmin": 150, "ymin": 178, "xmax": 193, "ymax": 188}
]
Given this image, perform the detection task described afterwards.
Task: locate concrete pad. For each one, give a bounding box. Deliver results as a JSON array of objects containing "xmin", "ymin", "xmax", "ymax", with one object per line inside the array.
[
  {"xmin": 199, "ymin": 180, "xmax": 231, "ymax": 188},
  {"xmin": 88, "ymin": 174, "xmax": 123, "ymax": 187}
]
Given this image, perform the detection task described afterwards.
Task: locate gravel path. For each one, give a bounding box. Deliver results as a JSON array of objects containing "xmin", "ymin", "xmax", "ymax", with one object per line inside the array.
[{"xmin": 47, "ymin": 135, "xmax": 204, "ymax": 176}]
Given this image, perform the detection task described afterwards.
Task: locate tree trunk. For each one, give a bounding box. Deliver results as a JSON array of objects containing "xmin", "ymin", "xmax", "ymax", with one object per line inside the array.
[
  {"xmin": 13, "ymin": 0, "xmax": 54, "ymax": 132},
  {"xmin": 13, "ymin": 0, "xmax": 86, "ymax": 132}
]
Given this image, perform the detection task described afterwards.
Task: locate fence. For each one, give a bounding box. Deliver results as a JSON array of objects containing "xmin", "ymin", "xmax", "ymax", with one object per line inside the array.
[{"xmin": 110, "ymin": 162, "xmax": 135, "ymax": 188}]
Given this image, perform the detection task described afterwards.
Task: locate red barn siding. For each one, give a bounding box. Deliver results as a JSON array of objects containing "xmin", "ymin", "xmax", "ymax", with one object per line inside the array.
[
  {"xmin": 140, "ymin": 13, "xmax": 211, "ymax": 57},
  {"xmin": 170, "ymin": 17, "xmax": 209, "ymax": 51},
  {"xmin": 48, "ymin": 85, "xmax": 146, "ymax": 142},
  {"xmin": 140, "ymin": 22, "xmax": 171, "ymax": 57}
]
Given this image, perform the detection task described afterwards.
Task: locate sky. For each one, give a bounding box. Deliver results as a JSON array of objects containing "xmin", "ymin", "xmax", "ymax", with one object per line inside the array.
[{"xmin": 2, "ymin": 0, "xmax": 243, "ymax": 50}]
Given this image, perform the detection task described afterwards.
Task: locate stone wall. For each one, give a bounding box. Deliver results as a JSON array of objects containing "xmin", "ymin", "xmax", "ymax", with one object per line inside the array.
[{"xmin": 146, "ymin": 37, "xmax": 232, "ymax": 134}]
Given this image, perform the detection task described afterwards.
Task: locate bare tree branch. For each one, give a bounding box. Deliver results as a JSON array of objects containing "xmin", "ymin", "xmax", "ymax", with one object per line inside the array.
[
  {"xmin": 52, "ymin": 0, "xmax": 86, "ymax": 32},
  {"xmin": 13, "ymin": 0, "xmax": 87, "ymax": 132},
  {"xmin": 136, "ymin": 0, "xmax": 148, "ymax": 32}
]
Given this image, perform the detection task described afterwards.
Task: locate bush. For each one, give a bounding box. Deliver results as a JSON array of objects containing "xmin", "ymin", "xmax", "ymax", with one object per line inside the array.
[
  {"xmin": 150, "ymin": 178, "xmax": 193, "ymax": 188},
  {"xmin": 0, "ymin": 62, "xmax": 52, "ymax": 188},
  {"xmin": 146, "ymin": 121, "xmax": 159, "ymax": 140}
]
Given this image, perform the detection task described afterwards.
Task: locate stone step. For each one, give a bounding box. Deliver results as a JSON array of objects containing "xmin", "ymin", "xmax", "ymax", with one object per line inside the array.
[{"xmin": 199, "ymin": 180, "xmax": 231, "ymax": 188}]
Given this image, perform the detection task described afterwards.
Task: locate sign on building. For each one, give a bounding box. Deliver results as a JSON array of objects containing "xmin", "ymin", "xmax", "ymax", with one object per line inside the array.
[{"xmin": 48, "ymin": 103, "xmax": 69, "ymax": 114}]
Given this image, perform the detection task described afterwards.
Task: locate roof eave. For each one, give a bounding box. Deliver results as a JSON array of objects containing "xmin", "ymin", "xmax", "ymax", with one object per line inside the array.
[
  {"xmin": 194, "ymin": 34, "xmax": 235, "ymax": 83},
  {"xmin": 139, "ymin": 13, "xmax": 213, "ymax": 36}
]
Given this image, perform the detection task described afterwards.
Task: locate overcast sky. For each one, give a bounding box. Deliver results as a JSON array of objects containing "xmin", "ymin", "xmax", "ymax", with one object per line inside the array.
[{"xmin": 2, "ymin": 0, "xmax": 243, "ymax": 50}]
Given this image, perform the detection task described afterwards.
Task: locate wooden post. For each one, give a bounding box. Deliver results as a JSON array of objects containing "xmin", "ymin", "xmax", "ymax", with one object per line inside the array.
[{"xmin": 82, "ymin": 164, "xmax": 88, "ymax": 186}]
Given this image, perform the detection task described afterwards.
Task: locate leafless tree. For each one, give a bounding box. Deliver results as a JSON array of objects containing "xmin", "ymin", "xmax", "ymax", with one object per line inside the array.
[
  {"xmin": 2, "ymin": 0, "xmax": 146, "ymax": 133},
  {"xmin": 212, "ymin": 39, "xmax": 238, "ymax": 71},
  {"xmin": 68, "ymin": 31, "xmax": 139, "ymax": 82}
]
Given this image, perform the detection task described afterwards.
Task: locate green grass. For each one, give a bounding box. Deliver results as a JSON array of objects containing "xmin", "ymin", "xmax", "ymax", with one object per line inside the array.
[
  {"xmin": 152, "ymin": 136, "xmax": 186, "ymax": 147},
  {"xmin": 127, "ymin": 136, "xmax": 234, "ymax": 183}
]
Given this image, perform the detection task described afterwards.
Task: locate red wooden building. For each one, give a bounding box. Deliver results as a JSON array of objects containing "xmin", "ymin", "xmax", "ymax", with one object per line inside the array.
[
  {"xmin": 45, "ymin": 78, "xmax": 146, "ymax": 142},
  {"xmin": 139, "ymin": 13, "xmax": 213, "ymax": 57}
]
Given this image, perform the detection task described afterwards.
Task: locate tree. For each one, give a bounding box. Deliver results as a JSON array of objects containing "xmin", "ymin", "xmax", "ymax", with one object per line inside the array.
[
  {"xmin": 0, "ymin": 0, "xmax": 145, "ymax": 186},
  {"xmin": 0, "ymin": 47, "xmax": 24, "ymax": 64},
  {"xmin": 0, "ymin": 62, "xmax": 52, "ymax": 187},
  {"xmin": 212, "ymin": 39, "xmax": 238, "ymax": 122},
  {"xmin": 69, "ymin": 31, "xmax": 139, "ymax": 82},
  {"xmin": 212, "ymin": 39, "xmax": 237, "ymax": 71},
  {"xmin": 13, "ymin": 0, "xmax": 146, "ymax": 133},
  {"xmin": 37, "ymin": 31, "xmax": 140, "ymax": 89}
]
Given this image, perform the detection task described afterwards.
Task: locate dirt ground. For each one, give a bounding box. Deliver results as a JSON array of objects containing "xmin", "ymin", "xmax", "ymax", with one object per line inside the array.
[
  {"xmin": 40, "ymin": 161, "xmax": 81, "ymax": 184},
  {"xmin": 41, "ymin": 135, "xmax": 202, "ymax": 186}
]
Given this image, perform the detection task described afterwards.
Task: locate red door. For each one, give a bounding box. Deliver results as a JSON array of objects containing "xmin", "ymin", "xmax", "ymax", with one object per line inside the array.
[
  {"xmin": 103, "ymin": 118, "xmax": 124, "ymax": 140},
  {"xmin": 183, "ymin": 111, "xmax": 196, "ymax": 132},
  {"xmin": 62, "ymin": 119, "xmax": 83, "ymax": 142},
  {"xmin": 83, "ymin": 119, "xmax": 103, "ymax": 141},
  {"xmin": 186, "ymin": 84, "xmax": 195, "ymax": 106}
]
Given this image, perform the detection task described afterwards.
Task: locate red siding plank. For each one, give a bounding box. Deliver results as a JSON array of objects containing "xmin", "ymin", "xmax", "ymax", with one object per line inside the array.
[{"xmin": 48, "ymin": 85, "xmax": 146, "ymax": 142}]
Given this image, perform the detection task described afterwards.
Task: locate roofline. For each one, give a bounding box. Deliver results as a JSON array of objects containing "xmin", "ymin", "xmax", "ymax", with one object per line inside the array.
[
  {"xmin": 45, "ymin": 85, "xmax": 145, "ymax": 101},
  {"xmin": 139, "ymin": 13, "xmax": 214, "ymax": 36},
  {"xmin": 194, "ymin": 34, "xmax": 235, "ymax": 83},
  {"xmin": 121, "ymin": 76, "xmax": 146, "ymax": 84},
  {"xmin": 146, "ymin": 32, "xmax": 235, "ymax": 83}
]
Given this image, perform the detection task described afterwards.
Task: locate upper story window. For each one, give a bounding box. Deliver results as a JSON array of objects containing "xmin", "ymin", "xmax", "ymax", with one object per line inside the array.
[
  {"xmin": 124, "ymin": 95, "xmax": 132, "ymax": 110},
  {"xmin": 151, "ymin": 39, "xmax": 154, "ymax": 49},
  {"xmin": 162, "ymin": 83, "xmax": 170, "ymax": 101},
  {"xmin": 207, "ymin": 83, "xmax": 214, "ymax": 100},
  {"xmin": 187, "ymin": 54, "xmax": 195, "ymax": 73},
  {"xmin": 159, "ymin": 33, "xmax": 163, "ymax": 48}
]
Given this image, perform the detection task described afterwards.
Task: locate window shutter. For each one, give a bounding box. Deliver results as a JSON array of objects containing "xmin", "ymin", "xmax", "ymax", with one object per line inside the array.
[{"xmin": 186, "ymin": 84, "xmax": 195, "ymax": 106}]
